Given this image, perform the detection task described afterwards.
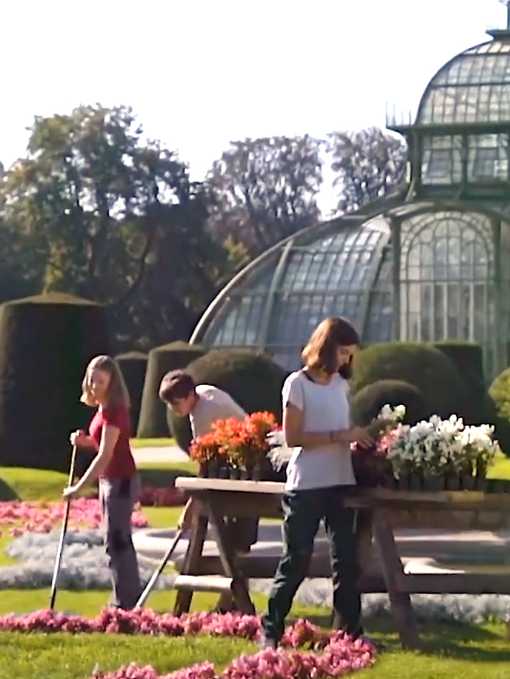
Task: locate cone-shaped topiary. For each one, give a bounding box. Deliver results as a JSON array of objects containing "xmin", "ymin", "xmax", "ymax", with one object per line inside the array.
[
  {"xmin": 137, "ymin": 341, "xmax": 206, "ymax": 438},
  {"xmin": 170, "ymin": 349, "xmax": 287, "ymax": 452},
  {"xmin": 0, "ymin": 293, "xmax": 110, "ymax": 471},
  {"xmin": 352, "ymin": 342, "xmax": 468, "ymax": 420},
  {"xmin": 115, "ymin": 352, "xmax": 147, "ymax": 433},
  {"xmin": 351, "ymin": 379, "xmax": 426, "ymax": 426}
]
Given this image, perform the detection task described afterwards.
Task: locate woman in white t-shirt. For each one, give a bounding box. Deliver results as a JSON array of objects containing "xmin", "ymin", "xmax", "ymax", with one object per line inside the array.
[{"xmin": 261, "ymin": 317, "xmax": 373, "ymax": 648}]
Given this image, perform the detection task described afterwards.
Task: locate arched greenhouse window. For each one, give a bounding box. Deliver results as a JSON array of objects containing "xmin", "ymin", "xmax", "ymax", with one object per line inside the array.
[{"xmin": 400, "ymin": 210, "xmax": 497, "ymax": 371}]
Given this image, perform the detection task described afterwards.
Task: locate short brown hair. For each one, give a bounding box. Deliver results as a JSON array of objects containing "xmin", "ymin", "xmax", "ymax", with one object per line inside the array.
[
  {"xmin": 301, "ymin": 317, "xmax": 360, "ymax": 374},
  {"xmin": 159, "ymin": 370, "xmax": 196, "ymax": 403},
  {"xmin": 81, "ymin": 355, "xmax": 130, "ymax": 409}
]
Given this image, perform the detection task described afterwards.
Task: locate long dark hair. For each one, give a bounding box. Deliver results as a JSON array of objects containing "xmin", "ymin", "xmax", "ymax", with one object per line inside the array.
[{"xmin": 301, "ymin": 317, "xmax": 360, "ymax": 375}]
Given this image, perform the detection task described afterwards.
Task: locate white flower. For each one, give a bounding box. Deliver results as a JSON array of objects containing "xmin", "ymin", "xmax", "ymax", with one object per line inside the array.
[{"xmin": 379, "ymin": 403, "xmax": 407, "ymax": 423}]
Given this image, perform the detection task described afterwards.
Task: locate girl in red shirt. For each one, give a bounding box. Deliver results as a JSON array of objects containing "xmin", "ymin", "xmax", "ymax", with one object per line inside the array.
[{"xmin": 63, "ymin": 355, "xmax": 141, "ymax": 609}]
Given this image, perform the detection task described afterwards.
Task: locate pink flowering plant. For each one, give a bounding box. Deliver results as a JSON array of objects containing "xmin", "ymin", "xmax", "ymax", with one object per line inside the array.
[
  {"xmin": 0, "ymin": 497, "xmax": 148, "ymax": 537},
  {"xmin": 0, "ymin": 609, "xmax": 370, "ymax": 679},
  {"xmin": 0, "ymin": 609, "xmax": 376, "ymax": 678}
]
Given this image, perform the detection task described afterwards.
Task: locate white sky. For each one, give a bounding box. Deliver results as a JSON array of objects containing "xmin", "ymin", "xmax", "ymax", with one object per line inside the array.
[{"xmin": 0, "ymin": 0, "xmax": 507, "ymax": 181}]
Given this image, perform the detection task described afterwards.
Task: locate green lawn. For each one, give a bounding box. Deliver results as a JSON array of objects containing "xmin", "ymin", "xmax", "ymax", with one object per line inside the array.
[
  {"xmin": 487, "ymin": 451, "xmax": 510, "ymax": 479},
  {"xmin": 0, "ymin": 460, "xmax": 197, "ymax": 502},
  {"xmin": 131, "ymin": 438, "xmax": 175, "ymax": 448}
]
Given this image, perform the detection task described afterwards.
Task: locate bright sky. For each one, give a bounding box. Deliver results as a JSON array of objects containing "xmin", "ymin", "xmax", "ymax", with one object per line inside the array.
[{"xmin": 0, "ymin": 0, "xmax": 507, "ymax": 181}]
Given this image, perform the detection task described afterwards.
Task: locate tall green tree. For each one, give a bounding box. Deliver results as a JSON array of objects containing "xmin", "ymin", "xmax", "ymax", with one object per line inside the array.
[
  {"xmin": 328, "ymin": 127, "xmax": 407, "ymax": 214},
  {"xmin": 0, "ymin": 105, "xmax": 229, "ymax": 349},
  {"xmin": 207, "ymin": 135, "xmax": 322, "ymax": 254}
]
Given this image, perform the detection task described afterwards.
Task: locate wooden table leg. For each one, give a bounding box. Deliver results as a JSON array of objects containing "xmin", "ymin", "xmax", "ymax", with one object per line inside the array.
[
  {"xmin": 173, "ymin": 500, "xmax": 208, "ymax": 616},
  {"xmin": 356, "ymin": 508, "xmax": 374, "ymax": 577},
  {"xmin": 372, "ymin": 510, "xmax": 420, "ymax": 649},
  {"xmin": 207, "ymin": 499, "xmax": 256, "ymax": 615}
]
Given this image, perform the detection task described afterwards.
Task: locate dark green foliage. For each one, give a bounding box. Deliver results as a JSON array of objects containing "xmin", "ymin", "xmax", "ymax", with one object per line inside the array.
[
  {"xmin": 489, "ymin": 368, "xmax": 510, "ymax": 421},
  {"xmin": 137, "ymin": 342, "xmax": 206, "ymax": 438},
  {"xmin": 352, "ymin": 342, "xmax": 467, "ymax": 419},
  {"xmin": 489, "ymin": 369, "xmax": 510, "ymax": 456},
  {"xmin": 0, "ymin": 293, "xmax": 110, "ymax": 471},
  {"xmin": 434, "ymin": 342, "xmax": 485, "ymax": 422},
  {"xmin": 171, "ymin": 349, "xmax": 287, "ymax": 452},
  {"xmin": 115, "ymin": 352, "xmax": 147, "ymax": 432},
  {"xmin": 351, "ymin": 379, "xmax": 426, "ymax": 426}
]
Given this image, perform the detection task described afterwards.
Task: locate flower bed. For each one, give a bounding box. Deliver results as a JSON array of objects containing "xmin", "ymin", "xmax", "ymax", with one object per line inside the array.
[
  {"xmin": 0, "ymin": 498, "xmax": 148, "ymax": 536},
  {"xmin": 190, "ymin": 412, "xmax": 279, "ymax": 480},
  {"xmin": 0, "ymin": 609, "xmax": 375, "ymax": 679},
  {"xmin": 0, "ymin": 530, "xmax": 173, "ymax": 590}
]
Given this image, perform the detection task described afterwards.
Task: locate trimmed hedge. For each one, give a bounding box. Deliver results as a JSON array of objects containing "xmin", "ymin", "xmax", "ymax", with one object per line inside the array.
[
  {"xmin": 434, "ymin": 342, "xmax": 485, "ymax": 422},
  {"xmin": 351, "ymin": 379, "xmax": 426, "ymax": 426},
  {"xmin": 170, "ymin": 349, "xmax": 287, "ymax": 452},
  {"xmin": 0, "ymin": 293, "xmax": 110, "ymax": 471},
  {"xmin": 115, "ymin": 352, "xmax": 147, "ymax": 432},
  {"xmin": 489, "ymin": 369, "xmax": 510, "ymax": 456},
  {"xmin": 352, "ymin": 342, "xmax": 468, "ymax": 419},
  {"xmin": 137, "ymin": 341, "xmax": 206, "ymax": 438}
]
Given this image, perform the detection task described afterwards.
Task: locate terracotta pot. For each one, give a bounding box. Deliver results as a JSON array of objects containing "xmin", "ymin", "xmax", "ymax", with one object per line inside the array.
[
  {"xmin": 409, "ymin": 472, "xmax": 423, "ymax": 491},
  {"xmin": 422, "ymin": 474, "xmax": 443, "ymax": 492},
  {"xmin": 474, "ymin": 476, "xmax": 488, "ymax": 492},
  {"xmin": 462, "ymin": 474, "xmax": 475, "ymax": 491},
  {"xmin": 229, "ymin": 466, "xmax": 241, "ymax": 480},
  {"xmin": 208, "ymin": 459, "xmax": 220, "ymax": 478},
  {"xmin": 241, "ymin": 464, "xmax": 254, "ymax": 481},
  {"xmin": 397, "ymin": 474, "xmax": 410, "ymax": 490},
  {"xmin": 445, "ymin": 474, "xmax": 460, "ymax": 491}
]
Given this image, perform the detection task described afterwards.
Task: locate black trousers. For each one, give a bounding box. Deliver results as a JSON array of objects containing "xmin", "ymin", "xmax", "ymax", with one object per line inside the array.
[{"xmin": 262, "ymin": 485, "xmax": 362, "ymax": 642}]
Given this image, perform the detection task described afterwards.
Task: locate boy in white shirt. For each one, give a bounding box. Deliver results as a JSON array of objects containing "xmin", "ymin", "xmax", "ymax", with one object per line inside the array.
[{"xmin": 159, "ymin": 370, "xmax": 257, "ymax": 609}]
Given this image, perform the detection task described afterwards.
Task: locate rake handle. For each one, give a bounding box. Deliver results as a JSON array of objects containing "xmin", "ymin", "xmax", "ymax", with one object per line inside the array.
[
  {"xmin": 135, "ymin": 528, "xmax": 184, "ymax": 608},
  {"xmin": 49, "ymin": 445, "xmax": 78, "ymax": 610}
]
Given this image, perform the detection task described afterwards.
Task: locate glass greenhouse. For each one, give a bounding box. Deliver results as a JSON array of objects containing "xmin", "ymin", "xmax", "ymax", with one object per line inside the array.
[{"xmin": 191, "ymin": 25, "xmax": 510, "ymax": 378}]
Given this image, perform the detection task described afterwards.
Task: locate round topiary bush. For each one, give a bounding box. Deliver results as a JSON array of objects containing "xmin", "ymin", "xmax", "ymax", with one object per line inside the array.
[
  {"xmin": 488, "ymin": 369, "xmax": 510, "ymax": 456},
  {"xmin": 170, "ymin": 349, "xmax": 287, "ymax": 452},
  {"xmin": 351, "ymin": 379, "xmax": 426, "ymax": 426},
  {"xmin": 0, "ymin": 293, "xmax": 110, "ymax": 472},
  {"xmin": 115, "ymin": 352, "xmax": 147, "ymax": 432},
  {"xmin": 137, "ymin": 341, "xmax": 206, "ymax": 438},
  {"xmin": 352, "ymin": 342, "xmax": 468, "ymax": 419},
  {"xmin": 489, "ymin": 368, "xmax": 510, "ymax": 421}
]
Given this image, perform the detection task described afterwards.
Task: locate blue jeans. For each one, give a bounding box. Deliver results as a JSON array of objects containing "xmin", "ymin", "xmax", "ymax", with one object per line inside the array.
[{"xmin": 262, "ymin": 485, "xmax": 362, "ymax": 642}]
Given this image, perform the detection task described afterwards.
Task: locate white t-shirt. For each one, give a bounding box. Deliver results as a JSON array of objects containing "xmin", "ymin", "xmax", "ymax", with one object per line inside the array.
[
  {"xmin": 283, "ymin": 370, "xmax": 356, "ymax": 491},
  {"xmin": 190, "ymin": 384, "xmax": 246, "ymax": 438}
]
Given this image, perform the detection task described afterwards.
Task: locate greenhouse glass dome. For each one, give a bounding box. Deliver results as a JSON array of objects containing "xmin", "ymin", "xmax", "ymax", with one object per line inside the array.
[{"xmin": 191, "ymin": 23, "xmax": 510, "ymax": 378}]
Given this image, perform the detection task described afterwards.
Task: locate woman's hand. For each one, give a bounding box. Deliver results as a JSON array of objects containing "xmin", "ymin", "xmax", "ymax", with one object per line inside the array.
[
  {"xmin": 70, "ymin": 430, "xmax": 94, "ymax": 449},
  {"xmin": 63, "ymin": 484, "xmax": 80, "ymax": 500},
  {"xmin": 346, "ymin": 426, "xmax": 374, "ymax": 448}
]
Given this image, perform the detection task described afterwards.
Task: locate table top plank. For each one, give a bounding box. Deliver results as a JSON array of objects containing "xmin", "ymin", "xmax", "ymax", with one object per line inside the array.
[{"xmin": 175, "ymin": 477, "xmax": 510, "ymax": 510}]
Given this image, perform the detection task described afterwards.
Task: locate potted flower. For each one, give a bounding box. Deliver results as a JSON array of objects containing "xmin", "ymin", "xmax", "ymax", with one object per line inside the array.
[
  {"xmin": 189, "ymin": 431, "xmax": 224, "ymax": 477},
  {"xmin": 458, "ymin": 423, "xmax": 500, "ymax": 492},
  {"xmin": 351, "ymin": 404, "xmax": 406, "ymax": 488},
  {"xmin": 385, "ymin": 413, "xmax": 499, "ymax": 492}
]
